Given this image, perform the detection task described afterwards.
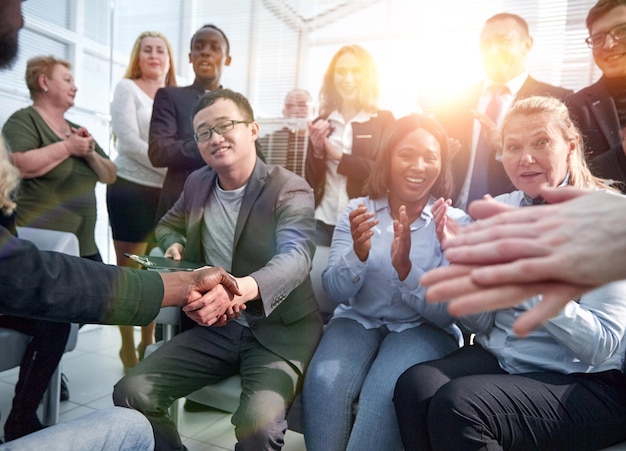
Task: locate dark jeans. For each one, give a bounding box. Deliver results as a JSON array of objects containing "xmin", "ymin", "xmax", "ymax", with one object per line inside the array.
[{"xmin": 393, "ymin": 344, "xmax": 626, "ymax": 451}]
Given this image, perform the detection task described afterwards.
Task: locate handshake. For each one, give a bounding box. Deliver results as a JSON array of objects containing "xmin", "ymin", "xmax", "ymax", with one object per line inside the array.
[{"xmin": 159, "ymin": 266, "xmax": 249, "ymax": 327}]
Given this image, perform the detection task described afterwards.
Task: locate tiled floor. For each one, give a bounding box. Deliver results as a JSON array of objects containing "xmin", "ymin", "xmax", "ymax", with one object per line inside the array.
[{"xmin": 0, "ymin": 325, "xmax": 307, "ymax": 450}]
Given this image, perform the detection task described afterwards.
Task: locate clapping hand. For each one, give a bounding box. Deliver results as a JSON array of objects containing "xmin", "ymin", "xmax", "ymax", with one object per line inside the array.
[
  {"xmin": 349, "ymin": 203, "xmax": 379, "ymax": 262},
  {"xmin": 421, "ymin": 187, "xmax": 622, "ymax": 336},
  {"xmin": 431, "ymin": 197, "xmax": 459, "ymax": 245},
  {"xmin": 391, "ymin": 205, "xmax": 412, "ymax": 280}
]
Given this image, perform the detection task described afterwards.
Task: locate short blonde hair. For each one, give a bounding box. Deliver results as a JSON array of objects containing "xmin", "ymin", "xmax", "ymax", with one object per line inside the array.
[
  {"xmin": 318, "ymin": 45, "xmax": 379, "ymax": 118},
  {"xmin": 0, "ymin": 137, "xmax": 19, "ymax": 214},
  {"xmin": 25, "ymin": 55, "xmax": 71, "ymax": 99},
  {"xmin": 124, "ymin": 31, "xmax": 177, "ymax": 87},
  {"xmin": 499, "ymin": 95, "xmax": 614, "ymax": 191}
]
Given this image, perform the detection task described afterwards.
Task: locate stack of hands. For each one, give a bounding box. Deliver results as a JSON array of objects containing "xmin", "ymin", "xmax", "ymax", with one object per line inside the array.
[{"xmin": 422, "ymin": 186, "xmax": 626, "ymax": 336}]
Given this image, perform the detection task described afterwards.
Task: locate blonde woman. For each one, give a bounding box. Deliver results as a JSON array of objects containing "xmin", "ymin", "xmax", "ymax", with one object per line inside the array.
[
  {"xmin": 0, "ymin": 138, "xmax": 73, "ymax": 441},
  {"xmin": 106, "ymin": 31, "xmax": 177, "ymax": 369},
  {"xmin": 305, "ymin": 45, "xmax": 394, "ymax": 245},
  {"xmin": 3, "ymin": 55, "xmax": 116, "ymax": 260},
  {"xmin": 0, "ymin": 137, "xmax": 18, "ymax": 216}
]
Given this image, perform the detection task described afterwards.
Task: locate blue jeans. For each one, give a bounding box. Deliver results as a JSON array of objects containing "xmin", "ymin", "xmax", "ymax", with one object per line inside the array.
[
  {"xmin": 302, "ymin": 318, "xmax": 458, "ymax": 451},
  {"xmin": 0, "ymin": 407, "xmax": 154, "ymax": 450}
]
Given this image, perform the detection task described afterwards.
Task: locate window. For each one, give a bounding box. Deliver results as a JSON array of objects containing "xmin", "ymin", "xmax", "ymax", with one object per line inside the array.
[{"xmin": 0, "ymin": 0, "xmax": 602, "ymax": 263}]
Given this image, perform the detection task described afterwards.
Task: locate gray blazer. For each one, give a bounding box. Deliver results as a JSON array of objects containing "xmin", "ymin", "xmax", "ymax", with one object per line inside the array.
[{"xmin": 156, "ymin": 158, "xmax": 323, "ymax": 372}]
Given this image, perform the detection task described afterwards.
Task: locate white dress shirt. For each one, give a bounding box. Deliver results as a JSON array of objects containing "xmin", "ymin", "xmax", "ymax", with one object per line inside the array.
[{"xmin": 314, "ymin": 110, "xmax": 375, "ymax": 226}]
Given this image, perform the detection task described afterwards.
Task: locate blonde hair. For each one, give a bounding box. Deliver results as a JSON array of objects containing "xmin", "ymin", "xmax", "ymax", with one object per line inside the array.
[
  {"xmin": 0, "ymin": 138, "xmax": 19, "ymax": 214},
  {"xmin": 318, "ymin": 45, "xmax": 379, "ymax": 118},
  {"xmin": 499, "ymin": 95, "xmax": 615, "ymax": 191},
  {"xmin": 124, "ymin": 31, "xmax": 177, "ymax": 87},
  {"xmin": 25, "ymin": 55, "xmax": 71, "ymax": 99}
]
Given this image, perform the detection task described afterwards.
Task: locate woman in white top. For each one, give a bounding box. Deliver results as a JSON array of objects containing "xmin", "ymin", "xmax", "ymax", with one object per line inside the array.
[
  {"xmin": 106, "ymin": 31, "xmax": 177, "ymax": 370},
  {"xmin": 305, "ymin": 45, "xmax": 394, "ymax": 246}
]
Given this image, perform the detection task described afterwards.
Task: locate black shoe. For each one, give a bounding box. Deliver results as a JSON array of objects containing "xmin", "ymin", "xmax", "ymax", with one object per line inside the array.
[{"xmin": 60, "ymin": 373, "xmax": 70, "ymax": 402}]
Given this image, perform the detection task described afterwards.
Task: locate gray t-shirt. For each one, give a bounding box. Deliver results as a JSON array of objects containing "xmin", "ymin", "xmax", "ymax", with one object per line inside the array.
[{"xmin": 202, "ymin": 179, "xmax": 248, "ymax": 326}]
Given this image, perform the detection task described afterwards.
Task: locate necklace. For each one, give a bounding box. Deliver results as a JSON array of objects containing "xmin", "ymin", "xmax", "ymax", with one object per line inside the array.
[{"xmin": 33, "ymin": 105, "xmax": 71, "ymax": 138}]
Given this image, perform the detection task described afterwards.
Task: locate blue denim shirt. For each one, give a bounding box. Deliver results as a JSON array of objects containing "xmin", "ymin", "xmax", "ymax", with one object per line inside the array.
[{"xmin": 322, "ymin": 195, "xmax": 471, "ymax": 336}]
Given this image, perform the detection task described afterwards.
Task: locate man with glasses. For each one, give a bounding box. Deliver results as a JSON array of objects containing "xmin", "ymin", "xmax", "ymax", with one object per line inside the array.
[
  {"xmin": 437, "ymin": 13, "xmax": 572, "ymax": 210},
  {"xmin": 566, "ymin": 0, "xmax": 626, "ymax": 193},
  {"xmin": 114, "ymin": 89, "xmax": 322, "ymax": 451}
]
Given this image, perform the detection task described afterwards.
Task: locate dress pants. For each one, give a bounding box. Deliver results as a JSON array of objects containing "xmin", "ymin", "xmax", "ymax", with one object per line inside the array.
[
  {"xmin": 0, "ymin": 316, "xmax": 70, "ymax": 441},
  {"xmin": 113, "ymin": 322, "xmax": 300, "ymax": 451},
  {"xmin": 393, "ymin": 344, "xmax": 626, "ymax": 451}
]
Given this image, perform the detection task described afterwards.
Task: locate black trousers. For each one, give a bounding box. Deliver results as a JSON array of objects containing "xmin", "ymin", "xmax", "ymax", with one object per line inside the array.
[
  {"xmin": 393, "ymin": 344, "xmax": 626, "ymax": 451},
  {"xmin": 0, "ymin": 316, "xmax": 70, "ymax": 440}
]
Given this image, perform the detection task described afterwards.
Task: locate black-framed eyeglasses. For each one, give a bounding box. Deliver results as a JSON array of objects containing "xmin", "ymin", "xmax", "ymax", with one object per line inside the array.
[
  {"xmin": 193, "ymin": 120, "xmax": 250, "ymax": 142},
  {"xmin": 585, "ymin": 23, "xmax": 626, "ymax": 49}
]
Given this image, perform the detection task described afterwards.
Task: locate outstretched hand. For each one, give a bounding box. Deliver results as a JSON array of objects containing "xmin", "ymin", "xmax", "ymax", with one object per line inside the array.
[
  {"xmin": 421, "ymin": 186, "xmax": 626, "ymax": 336},
  {"xmin": 159, "ymin": 266, "xmax": 244, "ymax": 327}
]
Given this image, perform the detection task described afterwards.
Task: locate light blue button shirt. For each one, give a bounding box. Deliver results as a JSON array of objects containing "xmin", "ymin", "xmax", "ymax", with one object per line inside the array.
[
  {"xmin": 322, "ymin": 195, "xmax": 471, "ymax": 337},
  {"xmin": 462, "ymin": 190, "xmax": 626, "ymax": 374}
]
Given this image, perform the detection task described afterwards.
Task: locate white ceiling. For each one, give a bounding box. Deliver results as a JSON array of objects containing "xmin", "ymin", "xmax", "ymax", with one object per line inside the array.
[{"xmin": 261, "ymin": 0, "xmax": 382, "ymax": 31}]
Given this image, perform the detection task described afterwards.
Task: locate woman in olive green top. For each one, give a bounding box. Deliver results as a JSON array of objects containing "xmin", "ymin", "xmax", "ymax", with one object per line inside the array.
[{"xmin": 2, "ymin": 55, "xmax": 116, "ymax": 259}]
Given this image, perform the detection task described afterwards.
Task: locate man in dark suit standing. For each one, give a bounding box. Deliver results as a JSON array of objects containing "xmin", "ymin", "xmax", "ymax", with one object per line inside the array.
[
  {"xmin": 437, "ymin": 13, "xmax": 572, "ymax": 210},
  {"xmin": 114, "ymin": 89, "xmax": 322, "ymax": 451},
  {"xmin": 566, "ymin": 0, "xmax": 626, "ymax": 192},
  {"xmin": 148, "ymin": 24, "xmax": 231, "ymax": 220}
]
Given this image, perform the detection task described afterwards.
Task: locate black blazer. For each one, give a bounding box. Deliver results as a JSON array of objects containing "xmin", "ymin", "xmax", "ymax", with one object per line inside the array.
[
  {"xmin": 148, "ymin": 79, "xmax": 206, "ymax": 220},
  {"xmin": 305, "ymin": 110, "xmax": 395, "ymax": 208},
  {"xmin": 565, "ymin": 77, "xmax": 626, "ymax": 192},
  {"xmin": 437, "ymin": 76, "xmax": 573, "ymax": 204}
]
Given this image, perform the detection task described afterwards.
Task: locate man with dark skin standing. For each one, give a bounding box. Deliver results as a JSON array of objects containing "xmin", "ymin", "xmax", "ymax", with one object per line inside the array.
[{"xmin": 148, "ymin": 24, "xmax": 232, "ymax": 219}]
